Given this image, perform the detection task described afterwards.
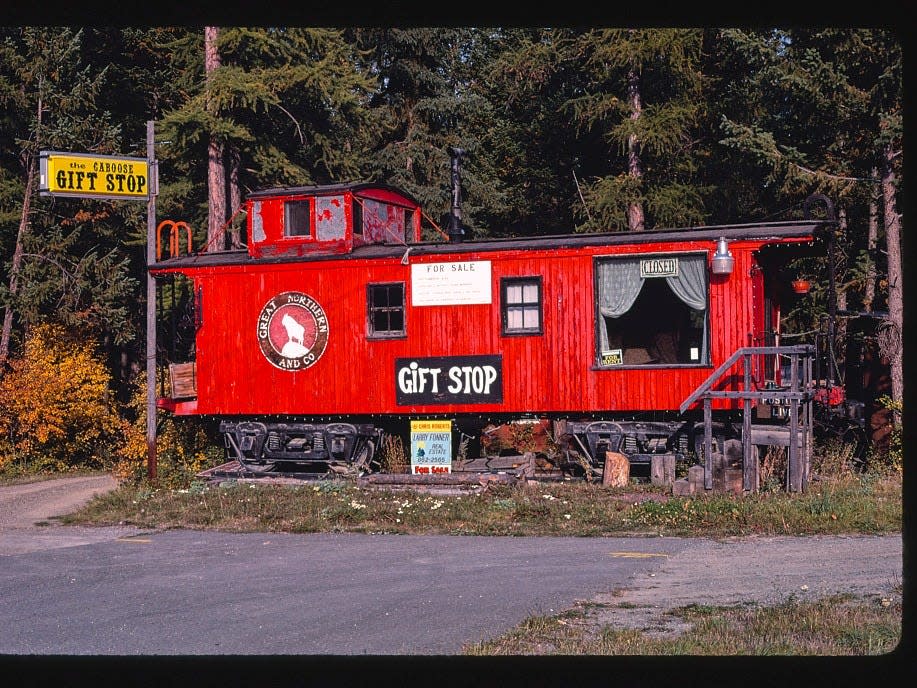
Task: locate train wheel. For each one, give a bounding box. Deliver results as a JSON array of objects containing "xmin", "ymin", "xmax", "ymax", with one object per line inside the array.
[{"xmin": 352, "ymin": 439, "xmax": 377, "ymax": 475}]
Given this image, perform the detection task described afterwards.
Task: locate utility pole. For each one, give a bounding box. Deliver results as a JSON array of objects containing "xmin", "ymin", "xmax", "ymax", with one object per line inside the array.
[{"xmin": 146, "ymin": 120, "xmax": 158, "ymax": 480}]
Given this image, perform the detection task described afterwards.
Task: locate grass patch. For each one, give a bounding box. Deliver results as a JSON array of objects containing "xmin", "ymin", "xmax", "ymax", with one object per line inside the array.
[
  {"xmin": 623, "ymin": 473, "xmax": 900, "ymax": 536},
  {"xmin": 463, "ymin": 593, "xmax": 903, "ymax": 655},
  {"xmin": 60, "ymin": 471, "xmax": 901, "ymax": 538}
]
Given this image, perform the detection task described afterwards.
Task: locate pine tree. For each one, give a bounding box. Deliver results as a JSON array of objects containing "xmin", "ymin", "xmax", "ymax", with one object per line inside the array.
[
  {"xmin": 349, "ymin": 27, "xmax": 502, "ymax": 238},
  {"xmin": 559, "ymin": 29, "xmax": 708, "ymax": 232},
  {"xmin": 0, "ymin": 27, "xmax": 136, "ymax": 365},
  {"xmin": 158, "ymin": 27, "xmax": 377, "ymax": 251},
  {"xmin": 716, "ymin": 28, "xmax": 903, "ymax": 419}
]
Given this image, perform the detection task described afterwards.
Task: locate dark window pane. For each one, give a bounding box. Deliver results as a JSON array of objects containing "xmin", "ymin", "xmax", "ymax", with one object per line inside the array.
[
  {"xmin": 368, "ymin": 282, "xmax": 405, "ymax": 337},
  {"xmin": 285, "ymin": 200, "xmax": 311, "ymax": 237}
]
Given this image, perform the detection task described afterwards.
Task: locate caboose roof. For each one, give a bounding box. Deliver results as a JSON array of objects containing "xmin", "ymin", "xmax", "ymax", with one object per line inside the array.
[
  {"xmin": 150, "ymin": 219, "xmax": 827, "ymax": 271},
  {"xmin": 247, "ymin": 181, "xmax": 420, "ymax": 206}
]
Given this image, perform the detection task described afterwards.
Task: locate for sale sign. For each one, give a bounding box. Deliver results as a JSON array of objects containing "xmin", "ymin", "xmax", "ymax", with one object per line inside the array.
[{"xmin": 410, "ymin": 419, "xmax": 452, "ymax": 475}]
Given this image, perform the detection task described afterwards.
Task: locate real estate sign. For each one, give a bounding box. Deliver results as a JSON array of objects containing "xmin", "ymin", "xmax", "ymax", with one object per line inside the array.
[{"xmin": 410, "ymin": 419, "xmax": 453, "ymax": 474}]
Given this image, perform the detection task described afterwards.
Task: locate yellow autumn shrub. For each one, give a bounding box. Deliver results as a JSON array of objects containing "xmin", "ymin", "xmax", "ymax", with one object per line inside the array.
[
  {"xmin": 0, "ymin": 324, "xmax": 123, "ymax": 472},
  {"xmin": 113, "ymin": 370, "xmax": 222, "ymax": 487}
]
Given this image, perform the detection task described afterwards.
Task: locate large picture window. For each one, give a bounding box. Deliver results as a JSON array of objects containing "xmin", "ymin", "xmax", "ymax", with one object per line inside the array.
[
  {"xmin": 595, "ymin": 254, "xmax": 708, "ymax": 366},
  {"xmin": 367, "ymin": 282, "xmax": 406, "ymax": 338}
]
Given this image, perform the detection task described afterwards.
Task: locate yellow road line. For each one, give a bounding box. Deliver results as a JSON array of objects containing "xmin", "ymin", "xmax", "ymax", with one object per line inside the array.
[{"xmin": 608, "ymin": 551, "xmax": 669, "ymax": 558}]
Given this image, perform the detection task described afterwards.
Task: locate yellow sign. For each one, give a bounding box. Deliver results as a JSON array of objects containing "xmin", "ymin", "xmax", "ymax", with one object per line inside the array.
[
  {"xmin": 39, "ymin": 151, "xmax": 150, "ymax": 200},
  {"xmin": 601, "ymin": 349, "xmax": 623, "ymax": 366},
  {"xmin": 410, "ymin": 419, "xmax": 452, "ymax": 474},
  {"xmin": 409, "ymin": 420, "xmax": 453, "ymax": 433}
]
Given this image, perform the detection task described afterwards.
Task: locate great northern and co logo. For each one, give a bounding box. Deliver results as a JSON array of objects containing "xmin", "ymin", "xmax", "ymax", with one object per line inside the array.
[{"xmin": 257, "ymin": 292, "xmax": 329, "ymax": 370}]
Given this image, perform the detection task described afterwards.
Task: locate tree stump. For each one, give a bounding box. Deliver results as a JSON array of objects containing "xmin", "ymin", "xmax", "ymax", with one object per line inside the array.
[
  {"xmin": 603, "ymin": 451, "xmax": 630, "ymax": 487},
  {"xmin": 650, "ymin": 455, "xmax": 676, "ymax": 486}
]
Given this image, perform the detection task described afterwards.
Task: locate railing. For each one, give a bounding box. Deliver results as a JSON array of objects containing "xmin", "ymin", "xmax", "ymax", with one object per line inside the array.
[
  {"xmin": 156, "ymin": 220, "xmax": 192, "ymax": 260},
  {"xmin": 680, "ymin": 345, "xmax": 815, "ymax": 492}
]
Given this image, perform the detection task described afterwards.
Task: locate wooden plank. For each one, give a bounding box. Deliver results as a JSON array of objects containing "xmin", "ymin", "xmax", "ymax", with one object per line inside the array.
[
  {"xmin": 749, "ymin": 426, "xmax": 805, "ymax": 446},
  {"xmin": 743, "ymin": 354, "xmax": 755, "ymax": 491},
  {"xmin": 169, "ymin": 362, "xmax": 197, "ymax": 399},
  {"xmin": 650, "ymin": 455, "xmax": 675, "ymax": 487}
]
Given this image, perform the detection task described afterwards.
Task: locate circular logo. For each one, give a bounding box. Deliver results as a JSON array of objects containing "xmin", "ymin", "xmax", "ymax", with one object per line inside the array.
[{"xmin": 257, "ymin": 291, "xmax": 329, "ymax": 371}]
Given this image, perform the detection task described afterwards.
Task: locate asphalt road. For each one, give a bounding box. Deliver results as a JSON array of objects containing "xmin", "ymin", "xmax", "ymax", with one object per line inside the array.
[{"xmin": 0, "ymin": 476, "xmax": 904, "ymax": 658}]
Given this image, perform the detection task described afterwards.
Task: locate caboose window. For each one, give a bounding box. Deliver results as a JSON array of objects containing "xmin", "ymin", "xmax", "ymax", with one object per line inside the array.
[
  {"xmin": 315, "ymin": 195, "xmax": 347, "ymax": 241},
  {"xmin": 367, "ymin": 282, "xmax": 406, "ymax": 338},
  {"xmin": 361, "ymin": 199, "xmax": 406, "ymax": 244},
  {"xmin": 501, "ymin": 277, "xmax": 543, "ymax": 336},
  {"xmin": 595, "ymin": 254, "xmax": 708, "ymax": 367},
  {"xmin": 284, "ymin": 200, "xmax": 311, "ymax": 237}
]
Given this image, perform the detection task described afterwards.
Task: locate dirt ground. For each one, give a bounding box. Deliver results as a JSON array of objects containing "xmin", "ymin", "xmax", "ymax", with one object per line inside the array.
[
  {"xmin": 577, "ymin": 532, "xmax": 904, "ymax": 638},
  {"xmin": 0, "ymin": 474, "xmax": 119, "ymax": 529}
]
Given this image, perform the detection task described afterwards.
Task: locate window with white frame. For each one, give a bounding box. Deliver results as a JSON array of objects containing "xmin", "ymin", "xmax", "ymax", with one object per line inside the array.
[{"xmin": 501, "ymin": 276, "xmax": 543, "ymax": 336}]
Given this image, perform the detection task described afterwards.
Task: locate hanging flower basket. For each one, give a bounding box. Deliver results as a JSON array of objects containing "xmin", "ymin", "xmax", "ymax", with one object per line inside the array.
[{"xmin": 791, "ymin": 279, "xmax": 811, "ymax": 294}]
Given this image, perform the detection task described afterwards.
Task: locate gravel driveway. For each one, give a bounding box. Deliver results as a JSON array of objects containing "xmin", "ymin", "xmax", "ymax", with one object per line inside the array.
[
  {"xmin": 0, "ymin": 474, "xmax": 144, "ymax": 556},
  {"xmin": 0, "ymin": 474, "xmax": 119, "ymax": 529}
]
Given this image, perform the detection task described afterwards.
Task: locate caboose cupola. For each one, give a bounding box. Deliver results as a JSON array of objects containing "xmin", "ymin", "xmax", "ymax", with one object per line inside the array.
[{"xmin": 245, "ymin": 182, "xmax": 423, "ymax": 259}]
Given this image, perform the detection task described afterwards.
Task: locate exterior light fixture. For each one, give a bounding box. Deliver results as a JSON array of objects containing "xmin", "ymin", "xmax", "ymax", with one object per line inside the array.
[{"xmin": 711, "ymin": 236, "xmax": 734, "ymax": 275}]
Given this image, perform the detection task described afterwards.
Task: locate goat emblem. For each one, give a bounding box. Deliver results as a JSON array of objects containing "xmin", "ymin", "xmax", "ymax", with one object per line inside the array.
[
  {"xmin": 281, "ymin": 313, "xmax": 305, "ymax": 346},
  {"xmin": 257, "ymin": 291, "xmax": 329, "ymax": 370}
]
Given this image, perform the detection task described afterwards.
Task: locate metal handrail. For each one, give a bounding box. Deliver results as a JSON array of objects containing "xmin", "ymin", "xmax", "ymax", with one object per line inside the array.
[
  {"xmin": 679, "ymin": 345, "xmax": 815, "ymax": 414},
  {"xmin": 680, "ymin": 345, "xmax": 815, "ymax": 493}
]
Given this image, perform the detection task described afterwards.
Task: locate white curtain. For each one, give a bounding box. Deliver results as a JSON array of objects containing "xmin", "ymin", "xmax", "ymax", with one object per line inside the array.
[{"xmin": 596, "ymin": 260, "xmax": 645, "ymax": 352}]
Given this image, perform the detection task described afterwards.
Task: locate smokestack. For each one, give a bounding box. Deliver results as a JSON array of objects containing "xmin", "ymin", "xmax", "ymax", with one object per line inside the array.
[{"xmin": 447, "ymin": 146, "xmax": 466, "ymax": 242}]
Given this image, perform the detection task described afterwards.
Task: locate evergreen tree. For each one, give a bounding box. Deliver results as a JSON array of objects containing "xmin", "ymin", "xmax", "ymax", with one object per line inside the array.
[
  {"xmin": 472, "ymin": 28, "xmax": 592, "ymax": 237},
  {"xmin": 349, "ymin": 27, "xmax": 502, "ymax": 238},
  {"xmin": 157, "ymin": 27, "xmax": 376, "ymax": 250},
  {"xmin": 0, "ymin": 27, "xmax": 138, "ymax": 365},
  {"xmin": 715, "ymin": 28, "xmax": 903, "ymax": 417},
  {"xmin": 559, "ymin": 28, "xmax": 708, "ymax": 232}
]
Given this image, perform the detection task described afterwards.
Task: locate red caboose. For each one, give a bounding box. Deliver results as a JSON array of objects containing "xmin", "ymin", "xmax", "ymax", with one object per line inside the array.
[{"xmin": 150, "ymin": 176, "xmax": 826, "ymax": 476}]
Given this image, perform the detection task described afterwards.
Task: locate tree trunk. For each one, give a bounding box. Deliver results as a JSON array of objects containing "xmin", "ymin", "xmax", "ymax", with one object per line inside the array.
[
  {"xmin": 625, "ymin": 66, "xmax": 645, "ymax": 232},
  {"xmin": 205, "ymin": 26, "xmax": 226, "ymax": 252},
  {"xmin": 834, "ymin": 206, "xmax": 848, "ymax": 379},
  {"xmin": 0, "ymin": 82, "xmax": 42, "ymax": 367},
  {"xmin": 881, "ymin": 144, "xmax": 903, "ymax": 425},
  {"xmin": 0, "ymin": 158, "xmax": 35, "ymax": 366},
  {"xmin": 228, "ymin": 146, "xmax": 242, "ymax": 249},
  {"xmin": 864, "ymin": 168, "xmax": 879, "ymax": 312}
]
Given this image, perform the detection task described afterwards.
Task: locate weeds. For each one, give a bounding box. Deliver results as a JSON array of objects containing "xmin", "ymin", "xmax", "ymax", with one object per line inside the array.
[
  {"xmin": 378, "ymin": 433, "xmax": 408, "ymax": 473},
  {"xmin": 63, "ymin": 468, "xmax": 901, "ymax": 538},
  {"xmin": 465, "ymin": 593, "xmax": 902, "ymax": 655}
]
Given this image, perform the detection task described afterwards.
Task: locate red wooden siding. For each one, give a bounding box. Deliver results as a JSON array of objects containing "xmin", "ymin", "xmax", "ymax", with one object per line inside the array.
[{"xmin": 170, "ymin": 235, "xmax": 783, "ymax": 419}]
